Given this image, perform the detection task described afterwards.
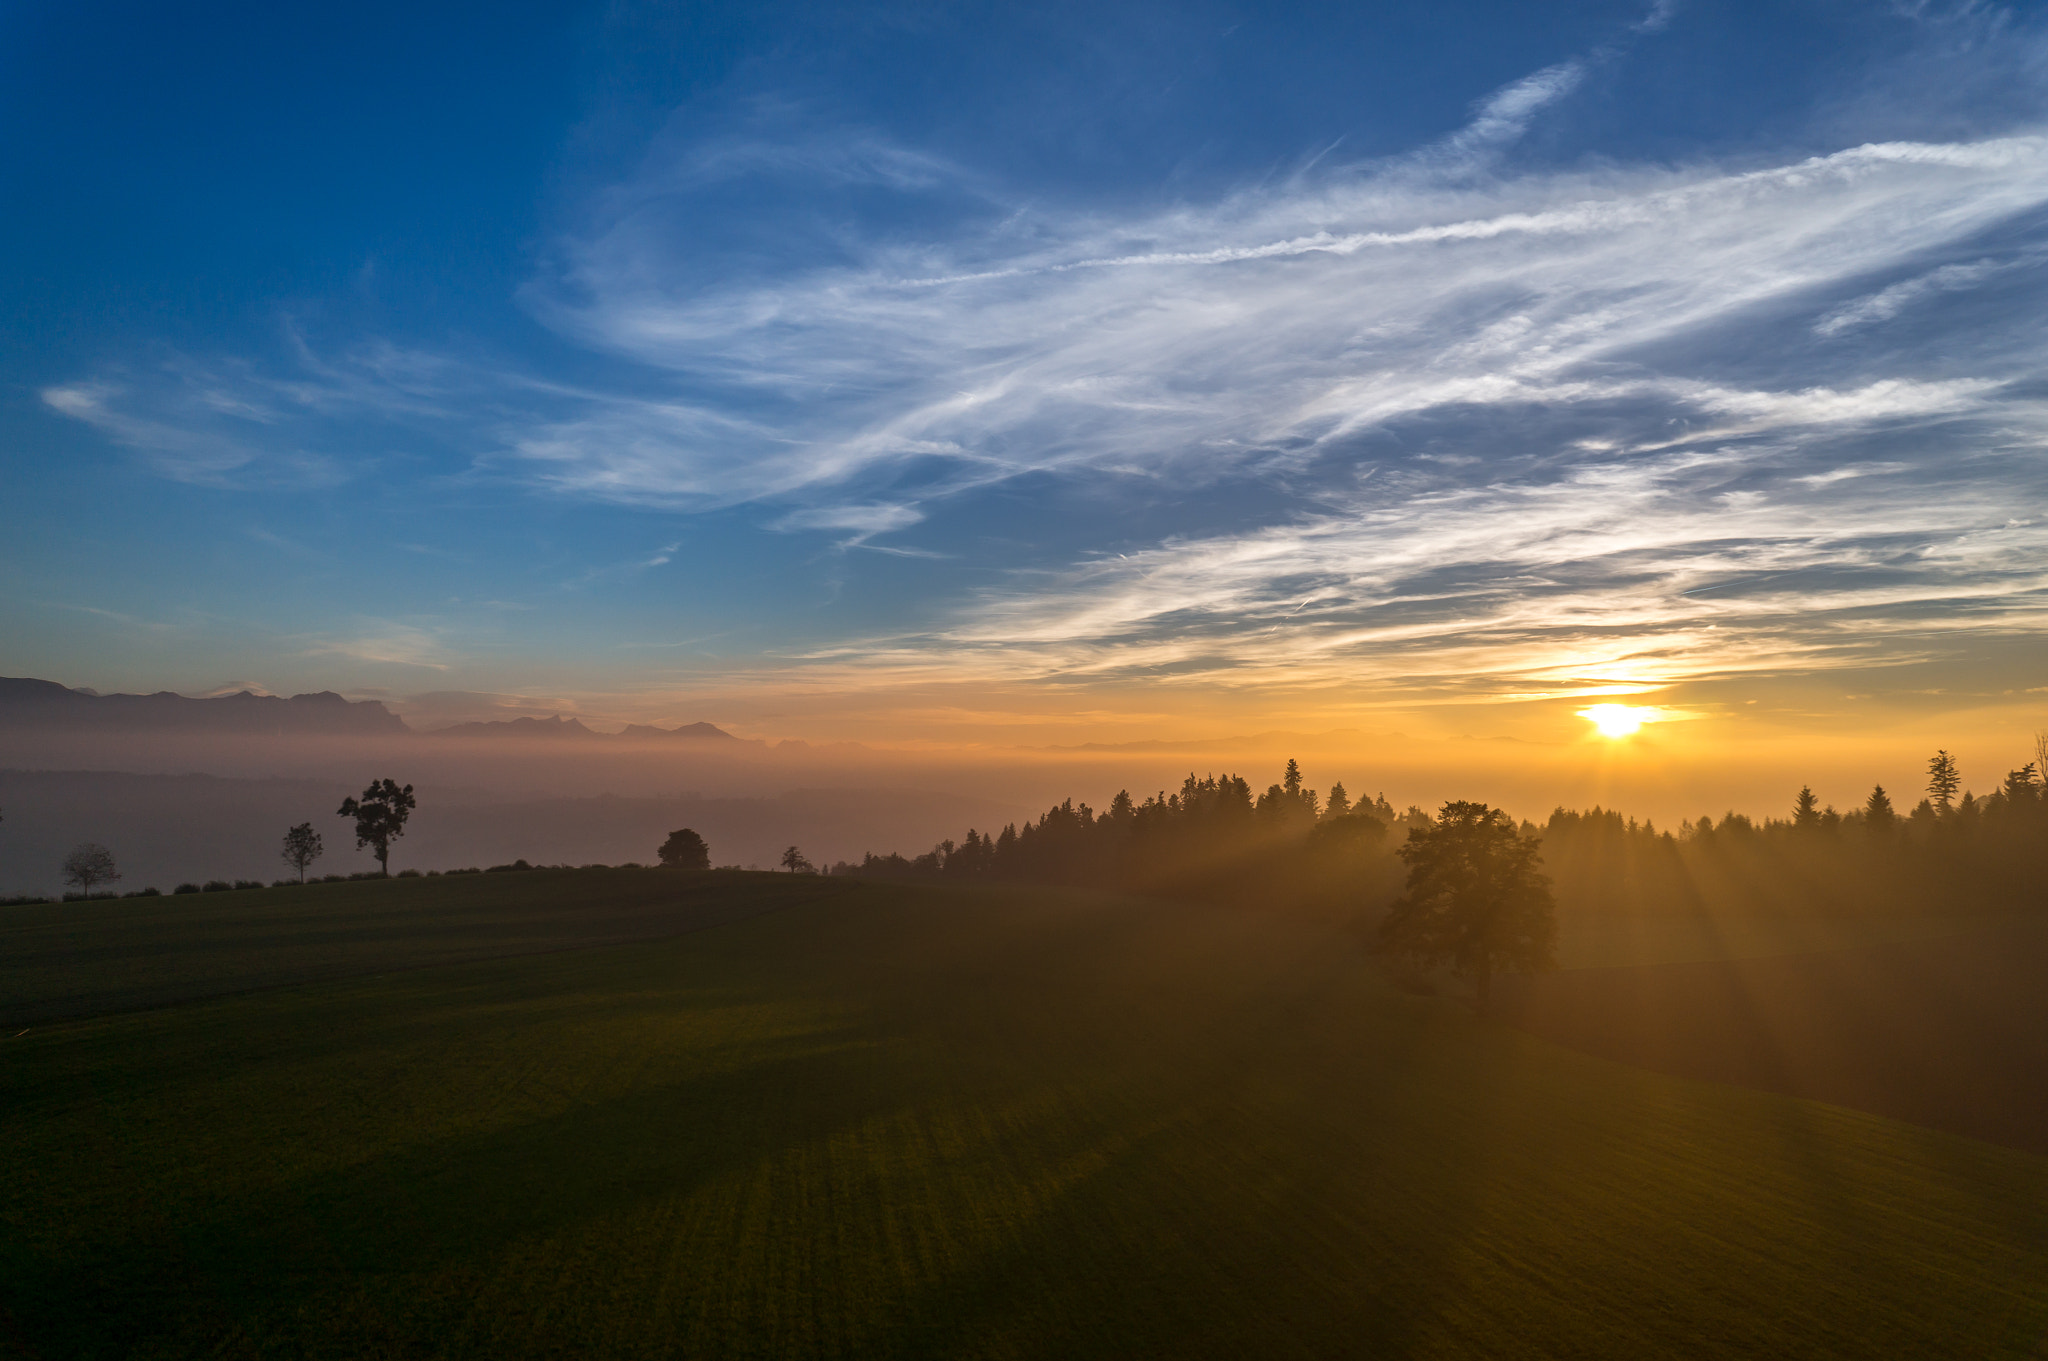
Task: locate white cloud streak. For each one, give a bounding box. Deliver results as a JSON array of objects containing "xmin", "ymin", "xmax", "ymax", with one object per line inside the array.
[
  {"xmin": 522, "ymin": 132, "xmax": 2048, "ymax": 509},
  {"xmin": 514, "ymin": 101, "xmax": 2048, "ymax": 694},
  {"xmin": 39, "ymin": 52, "xmax": 2048, "ymax": 703},
  {"xmin": 1813, "ymin": 257, "xmax": 2014, "ymax": 334}
]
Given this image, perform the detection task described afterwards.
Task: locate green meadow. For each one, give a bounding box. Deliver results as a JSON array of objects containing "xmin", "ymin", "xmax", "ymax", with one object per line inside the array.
[{"xmin": 5, "ymin": 872, "xmax": 2047, "ymax": 1357}]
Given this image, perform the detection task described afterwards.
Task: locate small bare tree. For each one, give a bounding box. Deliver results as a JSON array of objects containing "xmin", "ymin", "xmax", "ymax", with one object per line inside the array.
[
  {"xmin": 62, "ymin": 843, "xmax": 120, "ymax": 899},
  {"xmin": 281, "ymin": 822, "xmax": 324, "ymax": 883}
]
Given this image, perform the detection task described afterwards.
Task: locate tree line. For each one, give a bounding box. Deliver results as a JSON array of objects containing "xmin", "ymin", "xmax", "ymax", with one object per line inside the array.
[
  {"xmin": 1537, "ymin": 747, "xmax": 2048, "ymax": 921},
  {"xmin": 828, "ymin": 759, "xmax": 1410, "ymax": 913}
]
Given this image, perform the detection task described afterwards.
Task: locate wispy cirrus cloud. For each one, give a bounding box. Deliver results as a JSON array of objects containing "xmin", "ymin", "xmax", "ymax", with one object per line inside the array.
[
  {"xmin": 303, "ymin": 622, "xmax": 454, "ymax": 671},
  {"xmin": 520, "ymin": 129, "xmax": 2048, "ymax": 506},
  {"xmin": 1812, "ymin": 257, "xmax": 2018, "ymax": 334},
  {"xmin": 38, "ymin": 28, "xmax": 2048, "ymax": 708},
  {"xmin": 863, "ymin": 429, "xmax": 2048, "ymax": 702}
]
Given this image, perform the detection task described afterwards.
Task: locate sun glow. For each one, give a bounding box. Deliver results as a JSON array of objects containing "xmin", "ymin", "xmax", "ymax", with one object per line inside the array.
[{"xmin": 1579, "ymin": 703, "xmax": 1660, "ymax": 739}]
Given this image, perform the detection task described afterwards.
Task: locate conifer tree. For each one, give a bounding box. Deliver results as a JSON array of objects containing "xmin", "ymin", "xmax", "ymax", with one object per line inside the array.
[{"xmin": 1927, "ymin": 751, "xmax": 1961, "ymax": 814}]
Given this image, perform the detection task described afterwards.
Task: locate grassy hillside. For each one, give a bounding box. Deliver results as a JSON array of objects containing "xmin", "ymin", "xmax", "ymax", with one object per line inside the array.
[
  {"xmin": 1500, "ymin": 915, "xmax": 2048, "ymax": 1154},
  {"xmin": 4, "ymin": 876, "xmax": 2047, "ymax": 1357},
  {"xmin": 0, "ymin": 868, "xmax": 842, "ymax": 1026}
]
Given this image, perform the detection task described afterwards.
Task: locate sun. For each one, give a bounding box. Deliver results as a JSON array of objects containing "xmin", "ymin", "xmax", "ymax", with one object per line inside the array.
[{"xmin": 1578, "ymin": 703, "xmax": 1660, "ymax": 739}]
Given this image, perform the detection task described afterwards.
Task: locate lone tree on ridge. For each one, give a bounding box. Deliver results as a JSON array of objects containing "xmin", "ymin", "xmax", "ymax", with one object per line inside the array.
[
  {"xmin": 658, "ymin": 828, "xmax": 710, "ymax": 870},
  {"xmin": 281, "ymin": 822, "xmax": 324, "ymax": 883},
  {"xmin": 780, "ymin": 845, "xmax": 814, "ymax": 874},
  {"xmin": 338, "ymin": 779, "xmax": 416, "ymax": 877},
  {"xmin": 1926, "ymin": 751, "xmax": 1961, "ymax": 814},
  {"xmin": 62, "ymin": 842, "xmax": 121, "ymax": 899},
  {"xmin": 1379, "ymin": 800, "xmax": 1556, "ymax": 1010}
]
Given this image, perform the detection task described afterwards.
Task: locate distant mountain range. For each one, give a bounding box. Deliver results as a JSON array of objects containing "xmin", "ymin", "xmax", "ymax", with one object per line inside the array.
[
  {"xmin": 427, "ymin": 714, "xmax": 747, "ymax": 742},
  {"xmin": 0, "ymin": 677, "xmax": 406, "ymax": 735},
  {"xmin": 0, "ymin": 678, "xmax": 739, "ymax": 741}
]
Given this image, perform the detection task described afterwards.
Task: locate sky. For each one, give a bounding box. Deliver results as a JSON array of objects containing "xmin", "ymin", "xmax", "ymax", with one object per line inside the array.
[{"xmin": 7, "ymin": 0, "xmax": 2048, "ymax": 770}]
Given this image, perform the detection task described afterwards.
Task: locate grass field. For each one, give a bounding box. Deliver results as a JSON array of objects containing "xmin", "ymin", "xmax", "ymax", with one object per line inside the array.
[
  {"xmin": 0, "ymin": 868, "xmax": 841, "ymax": 1026},
  {"xmin": 1500, "ymin": 914, "xmax": 2048, "ymax": 1154},
  {"xmin": 5, "ymin": 873, "xmax": 2048, "ymax": 1357}
]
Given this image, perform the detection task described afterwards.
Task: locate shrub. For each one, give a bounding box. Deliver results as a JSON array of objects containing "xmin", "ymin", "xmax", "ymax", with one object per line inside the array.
[
  {"xmin": 174, "ymin": 883, "xmax": 201, "ymax": 895},
  {"xmin": 486, "ymin": 859, "xmax": 533, "ymax": 873},
  {"xmin": 202, "ymin": 880, "xmax": 233, "ymax": 893},
  {"xmin": 122, "ymin": 887, "xmax": 162, "ymax": 898},
  {"xmin": 234, "ymin": 879, "xmax": 263, "ymax": 891},
  {"xmin": 0, "ymin": 894, "xmax": 53, "ymax": 906},
  {"xmin": 319, "ymin": 874, "xmax": 346, "ymax": 883},
  {"xmin": 395, "ymin": 868, "xmax": 422, "ymax": 879},
  {"xmin": 618, "ymin": 861, "xmax": 645, "ymax": 870}
]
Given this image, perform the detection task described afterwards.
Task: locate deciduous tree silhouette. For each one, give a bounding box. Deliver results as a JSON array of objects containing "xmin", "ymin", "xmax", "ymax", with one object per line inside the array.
[
  {"xmin": 780, "ymin": 845, "xmax": 814, "ymax": 874},
  {"xmin": 1926, "ymin": 751, "xmax": 1961, "ymax": 814},
  {"xmin": 62, "ymin": 842, "xmax": 120, "ymax": 898},
  {"xmin": 1379, "ymin": 800, "xmax": 1556, "ymax": 1010},
  {"xmin": 280, "ymin": 822, "xmax": 323, "ymax": 883},
  {"xmin": 659, "ymin": 828, "xmax": 710, "ymax": 870},
  {"xmin": 337, "ymin": 779, "xmax": 416, "ymax": 877}
]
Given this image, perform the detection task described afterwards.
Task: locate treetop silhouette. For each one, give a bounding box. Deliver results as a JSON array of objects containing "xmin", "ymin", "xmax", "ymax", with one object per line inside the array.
[
  {"xmin": 659, "ymin": 828, "xmax": 710, "ymax": 871},
  {"xmin": 338, "ymin": 779, "xmax": 415, "ymax": 877},
  {"xmin": 1379, "ymin": 800, "xmax": 1556, "ymax": 1009}
]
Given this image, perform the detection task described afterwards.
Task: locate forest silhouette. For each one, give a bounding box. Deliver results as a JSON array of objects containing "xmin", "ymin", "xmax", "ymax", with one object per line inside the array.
[{"xmin": 832, "ymin": 749, "xmax": 2048, "ymax": 926}]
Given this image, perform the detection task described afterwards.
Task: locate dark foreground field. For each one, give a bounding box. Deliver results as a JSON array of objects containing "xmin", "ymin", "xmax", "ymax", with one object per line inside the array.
[
  {"xmin": 0, "ymin": 869, "xmax": 837, "ymax": 1026},
  {"xmin": 5, "ymin": 874, "xmax": 2048, "ymax": 1358}
]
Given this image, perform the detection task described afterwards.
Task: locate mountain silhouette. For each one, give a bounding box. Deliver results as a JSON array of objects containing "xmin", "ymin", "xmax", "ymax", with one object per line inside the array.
[{"xmin": 0, "ymin": 677, "xmax": 405, "ymax": 736}]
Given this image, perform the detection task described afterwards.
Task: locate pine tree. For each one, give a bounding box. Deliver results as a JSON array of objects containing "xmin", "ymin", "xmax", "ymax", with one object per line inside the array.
[{"xmin": 1927, "ymin": 751, "xmax": 1961, "ymax": 814}]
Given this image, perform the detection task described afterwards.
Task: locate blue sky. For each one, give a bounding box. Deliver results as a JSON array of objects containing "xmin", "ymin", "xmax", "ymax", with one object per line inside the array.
[{"xmin": 7, "ymin": 0, "xmax": 2048, "ymax": 742}]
